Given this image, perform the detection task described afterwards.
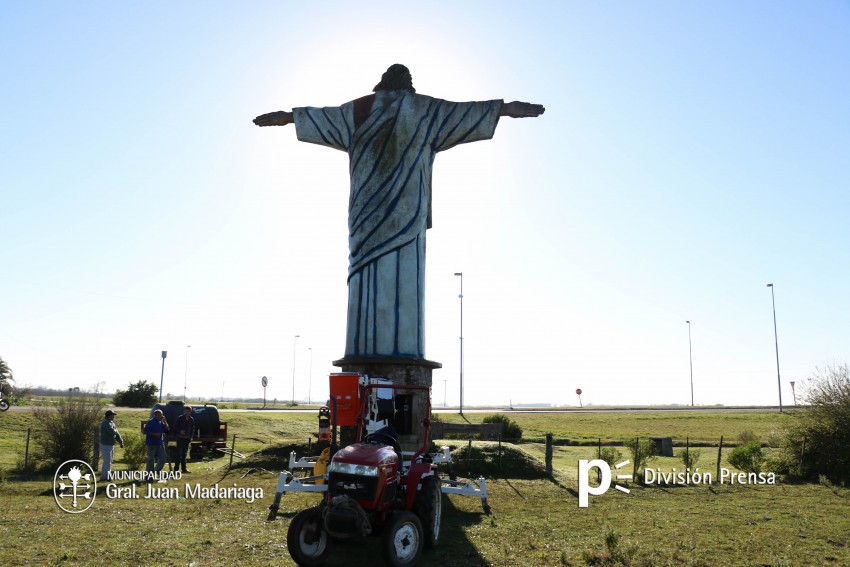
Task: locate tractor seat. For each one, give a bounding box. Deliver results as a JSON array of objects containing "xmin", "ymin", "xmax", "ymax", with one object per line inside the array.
[{"xmin": 365, "ymin": 425, "xmax": 402, "ymax": 458}]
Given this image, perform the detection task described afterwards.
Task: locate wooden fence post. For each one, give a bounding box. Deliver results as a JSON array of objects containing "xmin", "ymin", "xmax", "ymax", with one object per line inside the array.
[
  {"xmin": 498, "ymin": 434, "xmax": 502, "ymax": 471},
  {"xmin": 633, "ymin": 437, "xmax": 639, "ymax": 479},
  {"xmin": 466, "ymin": 439, "xmax": 472, "ymax": 473},
  {"xmin": 716, "ymin": 436, "xmax": 724, "ymax": 482},
  {"xmin": 92, "ymin": 427, "xmax": 100, "ymax": 470},
  {"xmin": 25, "ymin": 428, "xmax": 31, "ymax": 468},
  {"xmin": 598, "ymin": 437, "xmax": 603, "ymax": 482},
  {"xmin": 799, "ymin": 436, "xmax": 806, "ymax": 476},
  {"xmin": 545, "ymin": 433, "xmax": 553, "ymax": 477},
  {"xmin": 228, "ymin": 434, "xmax": 237, "ymax": 470}
]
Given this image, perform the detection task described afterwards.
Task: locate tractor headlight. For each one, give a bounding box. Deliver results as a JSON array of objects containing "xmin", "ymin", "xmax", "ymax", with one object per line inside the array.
[{"xmin": 328, "ymin": 461, "xmax": 379, "ymax": 476}]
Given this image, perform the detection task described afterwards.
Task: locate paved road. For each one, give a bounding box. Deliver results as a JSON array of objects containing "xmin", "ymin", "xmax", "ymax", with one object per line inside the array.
[
  {"xmin": 1, "ymin": 404, "xmax": 785, "ymax": 414},
  {"xmin": 214, "ymin": 406, "xmax": 783, "ymax": 414}
]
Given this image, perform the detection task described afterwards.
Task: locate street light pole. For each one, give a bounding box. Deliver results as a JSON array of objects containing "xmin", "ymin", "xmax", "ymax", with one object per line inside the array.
[
  {"xmin": 686, "ymin": 321, "xmax": 694, "ymax": 406},
  {"xmin": 183, "ymin": 345, "xmax": 191, "ymax": 402},
  {"xmin": 159, "ymin": 351, "xmax": 167, "ymax": 403},
  {"xmin": 767, "ymin": 283, "xmax": 783, "ymax": 412},
  {"xmin": 454, "ymin": 272, "xmax": 464, "ymax": 416},
  {"xmin": 292, "ymin": 335, "xmax": 300, "ymax": 405}
]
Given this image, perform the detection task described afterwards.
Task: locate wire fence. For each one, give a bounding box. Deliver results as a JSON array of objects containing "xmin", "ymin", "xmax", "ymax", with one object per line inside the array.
[
  {"xmin": 13, "ymin": 424, "xmax": 778, "ymax": 486},
  {"xmin": 431, "ymin": 433, "xmax": 769, "ymax": 485},
  {"xmin": 15, "ymin": 427, "xmax": 243, "ymax": 473}
]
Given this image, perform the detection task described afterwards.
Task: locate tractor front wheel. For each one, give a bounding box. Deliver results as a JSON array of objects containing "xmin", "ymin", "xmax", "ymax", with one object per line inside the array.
[
  {"xmin": 0, "ymin": 400, "xmax": 9, "ymax": 412},
  {"xmin": 415, "ymin": 474, "xmax": 442, "ymax": 548},
  {"xmin": 383, "ymin": 511, "xmax": 423, "ymax": 567},
  {"xmin": 287, "ymin": 506, "xmax": 329, "ymax": 566}
]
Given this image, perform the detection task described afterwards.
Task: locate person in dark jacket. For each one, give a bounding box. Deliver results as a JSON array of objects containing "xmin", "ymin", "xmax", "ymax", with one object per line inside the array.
[
  {"xmin": 99, "ymin": 409, "xmax": 124, "ymax": 481},
  {"xmin": 173, "ymin": 405, "xmax": 195, "ymax": 473}
]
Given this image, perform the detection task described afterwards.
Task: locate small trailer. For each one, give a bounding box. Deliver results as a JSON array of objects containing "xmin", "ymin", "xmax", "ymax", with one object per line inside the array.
[{"xmin": 141, "ymin": 401, "xmax": 228, "ymax": 460}]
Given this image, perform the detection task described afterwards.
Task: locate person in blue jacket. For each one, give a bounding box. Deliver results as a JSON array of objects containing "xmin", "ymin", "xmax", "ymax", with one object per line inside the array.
[{"xmin": 144, "ymin": 409, "xmax": 169, "ymax": 473}]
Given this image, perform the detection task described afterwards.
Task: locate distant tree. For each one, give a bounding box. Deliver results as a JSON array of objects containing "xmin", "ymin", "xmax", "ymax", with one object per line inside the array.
[
  {"xmin": 0, "ymin": 356, "xmax": 13, "ymax": 396},
  {"xmin": 482, "ymin": 413, "xmax": 523, "ymax": 440},
  {"xmin": 113, "ymin": 380, "xmax": 159, "ymax": 408},
  {"xmin": 775, "ymin": 363, "xmax": 850, "ymax": 485},
  {"xmin": 599, "ymin": 446, "xmax": 623, "ymax": 467},
  {"xmin": 34, "ymin": 390, "xmax": 103, "ymax": 468},
  {"xmin": 120, "ymin": 433, "xmax": 148, "ymax": 468},
  {"xmin": 677, "ymin": 447, "xmax": 701, "ymax": 469},
  {"xmin": 728, "ymin": 440, "xmax": 764, "ymax": 473},
  {"xmin": 625, "ymin": 437, "xmax": 657, "ymax": 481}
]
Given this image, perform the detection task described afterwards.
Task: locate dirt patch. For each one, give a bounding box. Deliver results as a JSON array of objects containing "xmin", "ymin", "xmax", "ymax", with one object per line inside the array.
[
  {"xmin": 232, "ymin": 440, "xmax": 330, "ymax": 470},
  {"xmin": 435, "ymin": 442, "xmax": 549, "ymax": 480}
]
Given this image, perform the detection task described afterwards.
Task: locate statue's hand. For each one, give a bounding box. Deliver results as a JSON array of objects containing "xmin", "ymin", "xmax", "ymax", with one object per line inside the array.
[
  {"xmin": 253, "ymin": 111, "xmax": 294, "ymax": 127},
  {"xmin": 500, "ymin": 101, "xmax": 545, "ymax": 118}
]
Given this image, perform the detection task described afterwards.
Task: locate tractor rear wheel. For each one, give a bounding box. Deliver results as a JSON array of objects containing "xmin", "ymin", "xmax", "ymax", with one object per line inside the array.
[
  {"xmin": 415, "ymin": 474, "xmax": 441, "ymax": 548},
  {"xmin": 287, "ymin": 506, "xmax": 329, "ymax": 566},
  {"xmin": 0, "ymin": 400, "xmax": 9, "ymax": 412},
  {"xmin": 382, "ymin": 511, "xmax": 423, "ymax": 567}
]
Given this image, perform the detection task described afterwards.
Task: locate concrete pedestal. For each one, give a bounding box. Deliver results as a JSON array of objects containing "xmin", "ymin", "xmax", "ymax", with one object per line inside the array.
[{"xmin": 333, "ymin": 356, "xmax": 440, "ymax": 451}]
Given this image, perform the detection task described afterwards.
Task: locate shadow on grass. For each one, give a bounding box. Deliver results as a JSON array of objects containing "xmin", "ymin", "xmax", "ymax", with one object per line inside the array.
[{"xmin": 273, "ymin": 496, "xmax": 490, "ymax": 566}]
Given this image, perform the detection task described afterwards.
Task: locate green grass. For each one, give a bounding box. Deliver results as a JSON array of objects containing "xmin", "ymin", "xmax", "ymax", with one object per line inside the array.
[
  {"xmin": 1, "ymin": 407, "xmax": 847, "ymax": 566},
  {"xmin": 434, "ymin": 409, "xmax": 791, "ymax": 445},
  {"xmin": 0, "ymin": 408, "xmax": 322, "ymax": 470}
]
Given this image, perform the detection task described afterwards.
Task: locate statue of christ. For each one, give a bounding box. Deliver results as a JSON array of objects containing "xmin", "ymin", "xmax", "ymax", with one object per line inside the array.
[{"xmin": 255, "ymin": 64, "xmax": 544, "ymax": 361}]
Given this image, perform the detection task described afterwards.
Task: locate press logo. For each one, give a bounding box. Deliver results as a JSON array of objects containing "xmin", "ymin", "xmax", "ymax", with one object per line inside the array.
[
  {"xmin": 54, "ymin": 460, "xmax": 97, "ymax": 513},
  {"xmin": 578, "ymin": 459, "xmax": 632, "ymax": 508}
]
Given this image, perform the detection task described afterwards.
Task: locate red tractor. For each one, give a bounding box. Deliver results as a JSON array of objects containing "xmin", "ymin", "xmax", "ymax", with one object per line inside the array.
[{"xmin": 271, "ymin": 374, "xmax": 471, "ymax": 567}]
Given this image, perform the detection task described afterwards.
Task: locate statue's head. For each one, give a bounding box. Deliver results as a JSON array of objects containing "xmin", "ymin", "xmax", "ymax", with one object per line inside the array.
[{"xmin": 373, "ymin": 64, "xmax": 415, "ymax": 93}]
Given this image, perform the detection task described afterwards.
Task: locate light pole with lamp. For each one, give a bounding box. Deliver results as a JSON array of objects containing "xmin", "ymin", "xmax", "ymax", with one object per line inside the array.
[
  {"xmin": 159, "ymin": 351, "xmax": 167, "ymax": 403},
  {"xmin": 686, "ymin": 321, "xmax": 694, "ymax": 406},
  {"xmin": 307, "ymin": 347, "xmax": 313, "ymax": 405},
  {"xmin": 767, "ymin": 283, "xmax": 783, "ymax": 412},
  {"xmin": 454, "ymin": 272, "xmax": 464, "ymax": 416},
  {"xmin": 183, "ymin": 345, "xmax": 191, "ymax": 402},
  {"xmin": 292, "ymin": 335, "xmax": 300, "ymax": 405}
]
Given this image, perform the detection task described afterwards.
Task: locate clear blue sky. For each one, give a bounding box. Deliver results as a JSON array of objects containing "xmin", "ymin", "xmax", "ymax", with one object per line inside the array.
[{"xmin": 2, "ymin": 1, "xmax": 848, "ymax": 406}]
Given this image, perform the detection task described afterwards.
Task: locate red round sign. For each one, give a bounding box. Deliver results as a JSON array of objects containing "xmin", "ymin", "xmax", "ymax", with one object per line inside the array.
[{"xmin": 575, "ymin": 388, "xmax": 582, "ymax": 395}]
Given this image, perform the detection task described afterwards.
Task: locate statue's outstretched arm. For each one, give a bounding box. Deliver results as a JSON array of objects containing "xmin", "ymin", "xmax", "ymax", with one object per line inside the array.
[
  {"xmin": 253, "ymin": 110, "xmax": 294, "ymax": 127},
  {"xmin": 500, "ymin": 101, "xmax": 545, "ymax": 118}
]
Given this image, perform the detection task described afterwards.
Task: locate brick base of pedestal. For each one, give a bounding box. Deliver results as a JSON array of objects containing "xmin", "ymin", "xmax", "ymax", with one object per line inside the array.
[{"xmin": 333, "ymin": 356, "xmax": 441, "ymax": 451}]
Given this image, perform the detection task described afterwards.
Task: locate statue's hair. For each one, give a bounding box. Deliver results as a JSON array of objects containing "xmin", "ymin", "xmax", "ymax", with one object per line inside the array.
[{"xmin": 373, "ymin": 64, "xmax": 415, "ymax": 93}]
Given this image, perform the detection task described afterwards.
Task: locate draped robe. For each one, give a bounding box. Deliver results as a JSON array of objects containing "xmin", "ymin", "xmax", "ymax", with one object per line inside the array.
[{"xmin": 293, "ymin": 91, "xmax": 502, "ymax": 359}]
